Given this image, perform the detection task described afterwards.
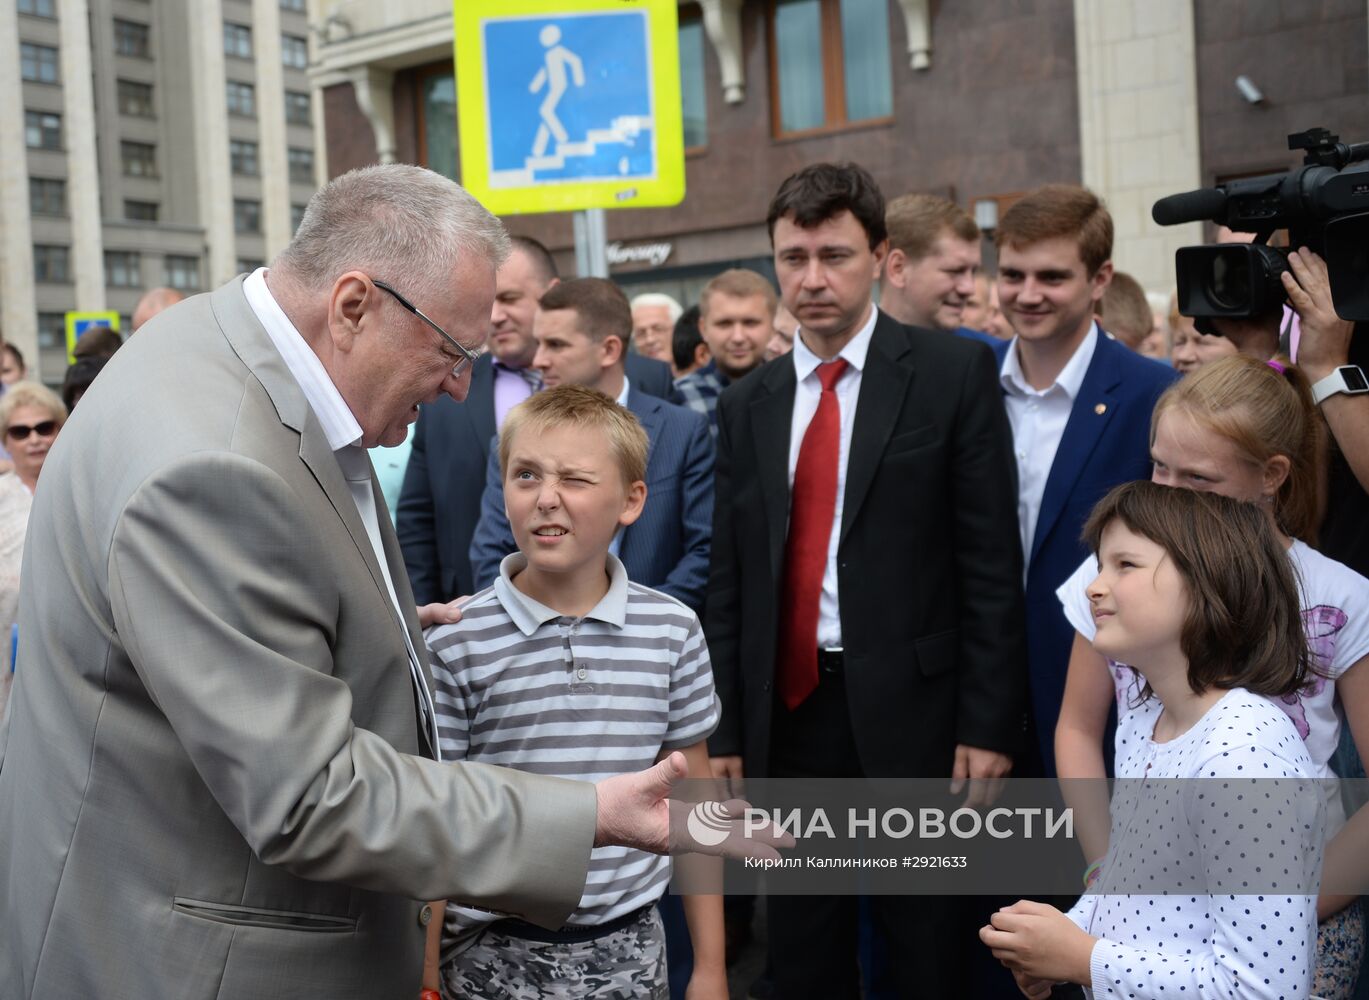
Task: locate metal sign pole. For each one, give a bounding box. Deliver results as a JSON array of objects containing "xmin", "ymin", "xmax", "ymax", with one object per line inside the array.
[{"xmin": 573, "ymin": 208, "xmax": 609, "ymax": 278}]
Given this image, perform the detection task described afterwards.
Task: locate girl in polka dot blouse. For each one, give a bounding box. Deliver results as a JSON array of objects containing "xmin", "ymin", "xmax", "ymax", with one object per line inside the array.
[
  {"xmin": 1053, "ymin": 356, "xmax": 1369, "ymax": 996},
  {"xmin": 982, "ymin": 481, "xmax": 1323, "ymax": 999}
]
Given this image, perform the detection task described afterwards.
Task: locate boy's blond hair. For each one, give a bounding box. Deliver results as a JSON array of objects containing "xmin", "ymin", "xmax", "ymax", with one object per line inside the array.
[{"xmin": 499, "ymin": 384, "xmax": 649, "ymax": 486}]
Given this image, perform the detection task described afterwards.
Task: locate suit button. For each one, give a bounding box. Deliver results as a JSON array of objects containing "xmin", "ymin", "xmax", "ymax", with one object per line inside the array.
[
  {"xmin": 763, "ymin": 681, "xmax": 772, "ymax": 692},
  {"xmin": 419, "ymin": 904, "xmax": 433, "ymax": 927}
]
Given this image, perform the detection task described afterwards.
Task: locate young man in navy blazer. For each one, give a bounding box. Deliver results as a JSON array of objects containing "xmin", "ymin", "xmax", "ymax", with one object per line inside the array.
[
  {"xmin": 397, "ymin": 238, "xmax": 675, "ymax": 605},
  {"xmin": 468, "ymin": 277, "xmax": 713, "ymax": 614},
  {"xmin": 990, "ymin": 185, "xmax": 1177, "ymax": 777}
]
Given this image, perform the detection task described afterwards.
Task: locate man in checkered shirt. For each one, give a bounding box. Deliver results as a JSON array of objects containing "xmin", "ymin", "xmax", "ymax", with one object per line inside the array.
[{"xmin": 673, "ymin": 269, "xmax": 777, "ymax": 438}]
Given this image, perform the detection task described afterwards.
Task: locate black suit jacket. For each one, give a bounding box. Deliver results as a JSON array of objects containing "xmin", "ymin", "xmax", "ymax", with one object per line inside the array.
[
  {"xmin": 398, "ymin": 352, "xmax": 676, "ymax": 604},
  {"xmin": 704, "ymin": 312, "xmax": 1028, "ymax": 779}
]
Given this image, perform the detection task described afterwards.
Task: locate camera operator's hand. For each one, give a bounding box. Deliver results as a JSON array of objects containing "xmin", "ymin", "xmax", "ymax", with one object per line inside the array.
[
  {"xmin": 1283, "ymin": 249, "xmax": 1354, "ymax": 376},
  {"xmin": 1284, "ymin": 247, "xmax": 1369, "ymax": 494}
]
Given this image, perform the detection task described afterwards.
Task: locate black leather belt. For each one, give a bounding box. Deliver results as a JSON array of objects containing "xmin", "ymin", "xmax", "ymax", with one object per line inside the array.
[
  {"xmin": 487, "ymin": 902, "xmax": 654, "ymax": 943},
  {"xmin": 817, "ymin": 647, "xmax": 844, "ymax": 675}
]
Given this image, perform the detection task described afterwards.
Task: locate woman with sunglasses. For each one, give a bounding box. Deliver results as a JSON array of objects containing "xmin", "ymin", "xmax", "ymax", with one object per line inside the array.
[{"xmin": 0, "ymin": 382, "xmax": 67, "ymax": 718}]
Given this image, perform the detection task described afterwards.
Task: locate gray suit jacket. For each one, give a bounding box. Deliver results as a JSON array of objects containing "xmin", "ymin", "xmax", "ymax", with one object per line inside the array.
[{"xmin": 0, "ymin": 278, "xmax": 597, "ymax": 999}]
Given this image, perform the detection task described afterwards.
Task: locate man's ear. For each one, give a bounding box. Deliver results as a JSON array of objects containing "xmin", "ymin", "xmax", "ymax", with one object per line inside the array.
[
  {"xmin": 601, "ymin": 333, "xmax": 625, "ymax": 367},
  {"xmin": 328, "ymin": 271, "xmax": 372, "ymax": 354},
  {"xmin": 692, "ymin": 341, "xmax": 711, "ymax": 369},
  {"xmin": 1090, "ymin": 260, "xmax": 1114, "ymax": 305},
  {"xmin": 874, "ymin": 240, "xmax": 893, "ymax": 283},
  {"xmin": 619, "ymin": 480, "xmax": 647, "ymax": 526}
]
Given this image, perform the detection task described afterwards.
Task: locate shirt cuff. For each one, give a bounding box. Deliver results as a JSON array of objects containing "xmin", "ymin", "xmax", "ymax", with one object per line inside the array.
[{"xmin": 1088, "ymin": 938, "xmax": 1123, "ymax": 998}]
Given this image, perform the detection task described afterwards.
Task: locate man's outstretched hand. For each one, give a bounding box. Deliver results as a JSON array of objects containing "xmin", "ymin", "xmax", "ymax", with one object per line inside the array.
[{"xmin": 594, "ymin": 751, "xmax": 793, "ymax": 861}]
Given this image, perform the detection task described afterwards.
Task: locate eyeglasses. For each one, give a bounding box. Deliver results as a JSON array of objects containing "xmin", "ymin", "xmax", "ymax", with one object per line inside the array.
[
  {"xmin": 372, "ymin": 278, "xmax": 483, "ymax": 380},
  {"xmin": 6, "ymin": 420, "xmax": 57, "ymax": 441}
]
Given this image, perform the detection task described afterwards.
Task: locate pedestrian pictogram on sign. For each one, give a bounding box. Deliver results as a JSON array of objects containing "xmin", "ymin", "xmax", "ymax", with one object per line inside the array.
[{"xmin": 454, "ymin": 0, "xmax": 685, "ymax": 215}]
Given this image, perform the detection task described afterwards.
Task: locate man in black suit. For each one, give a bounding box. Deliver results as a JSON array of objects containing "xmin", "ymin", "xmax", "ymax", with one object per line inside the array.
[
  {"xmin": 397, "ymin": 237, "xmax": 674, "ymax": 604},
  {"xmin": 705, "ymin": 164, "xmax": 1027, "ymax": 997}
]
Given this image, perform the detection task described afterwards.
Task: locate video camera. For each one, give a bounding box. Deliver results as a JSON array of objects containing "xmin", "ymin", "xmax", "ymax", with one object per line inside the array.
[{"xmin": 1152, "ymin": 127, "xmax": 1369, "ymax": 321}]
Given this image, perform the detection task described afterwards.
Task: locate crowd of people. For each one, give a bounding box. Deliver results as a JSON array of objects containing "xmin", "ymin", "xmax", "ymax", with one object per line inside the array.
[{"xmin": 0, "ymin": 158, "xmax": 1367, "ymax": 1000}]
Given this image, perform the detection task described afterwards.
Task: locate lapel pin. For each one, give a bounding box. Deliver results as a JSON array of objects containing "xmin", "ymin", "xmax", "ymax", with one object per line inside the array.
[{"xmin": 1094, "ymin": 403, "xmax": 1107, "ymax": 416}]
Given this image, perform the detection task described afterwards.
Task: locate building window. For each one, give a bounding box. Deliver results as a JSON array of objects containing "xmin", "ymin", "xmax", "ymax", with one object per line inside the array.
[
  {"xmin": 280, "ymin": 0, "xmax": 306, "ymax": 11},
  {"xmin": 164, "ymin": 255, "xmax": 200, "ymax": 291},
  {"xmin": 419, "ymin": 70, "xmax": 458, "ymax": 181},
  {"xmin": 291, "ymin": 203, "xmax": 307, "ymax": 232},
  {"xmin": 34, "ymin": 245, "xmax": 70, "ymax": 283},
  {"xmin": 117, "ymin": 79, "xmax": 155, "ymax": 117},
  {"xmin": 29, "ymin": 177, "xmax": 66, "ymax": 216},
  {"xmin": 18, "ymin": 0, "xmax": 56, "ymax": 18},
  {"xmin": 223, "ymin": 23, "xmax": 252, "ymax": 59},
  {"xmin": 680, "ymin": 13, "xmax": 707, "ymax": 149},
  {"xmin": 234, "ymin": 199, "xmax": 261, "ymax": 234},
  {"xmin": 20, "ymin": 43, "xmax": 59, "ymax": 83},
  {"xmin": 237, "ymin": 258, "xmax": 265, "ymax": 274},
  {"xmin": 226, "ymin": 80, "xmax": 256, "ymax": 117},
  {"xmin": 281, "ymin": 34, "xmax": 308, "ymax": 69},
  {"xmin": 287, "ymin": 146, "xmax": 314, "ymax": 184},
  {"xmin": 25, "ymin": 110, "xmax": 61, "ymax": 150},
  {"xmin": 285, "ymin": 90, "xmax": 311, "ymax": 126},
  {"xmin": 114, "ymin": 19, "xmax": 151, "ymax": 58},
  {"xmin": 230, "ymin": 139, "xmax": 259, "ymax": 176},
  {"xmin": 121, "ymin": 140, "xmax": 157, "ymax": 177},
  {"xmin": 105, "ymin": 251, "xmax": 142, "ymax": 288},
  {"xmin": 38, "ymin": 313, "xmax": 65, "ymax": 351},
  {"xmin": 125, "ymin": 200, "xmax": 159, "ymax": 222},
  {"xmin": 769, "ymin": 0, "xmax": 892, "ymax": 136}
]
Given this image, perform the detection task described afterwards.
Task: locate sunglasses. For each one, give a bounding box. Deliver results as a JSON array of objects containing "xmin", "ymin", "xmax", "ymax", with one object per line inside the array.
[
  {"xmin": 6, "ymin": 420, "xmax": 57, "ymax": 441},
  {"xmin": 371, "ymin": 278, "xmax": 484, "ymax": 380}
]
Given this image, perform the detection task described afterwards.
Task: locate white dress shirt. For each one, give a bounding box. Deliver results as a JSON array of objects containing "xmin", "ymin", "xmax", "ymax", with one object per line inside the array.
[
  {"xmin": 243, "ymin": 268, "xmax": 440, "ymax": 756},
  {"xmin": 608, "ymin": 377, "xmax": 630, "ymax": 558},
  {"xmin": 788, "ymin": 305, "xmax": 879, "ymax": 649},
  {"xmin": 999, "ymin": 323, "xmax": 1099, "ymax": 570}
]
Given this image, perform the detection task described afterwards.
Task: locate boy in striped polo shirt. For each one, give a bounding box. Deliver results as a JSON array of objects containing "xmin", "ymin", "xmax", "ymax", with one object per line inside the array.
[{"xmin": 422, "ymin": 385, "xmax": 725, "ymax": 1000}]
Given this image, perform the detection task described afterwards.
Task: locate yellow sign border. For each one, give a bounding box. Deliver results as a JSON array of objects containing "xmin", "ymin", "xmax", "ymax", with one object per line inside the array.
[
  {"xmin": 64, "ymin": 311, "xmax": 121, "ymax": 365},
  {"xmin": 454, "ymin": 0, "xmax": 684, "ymax": 216}
]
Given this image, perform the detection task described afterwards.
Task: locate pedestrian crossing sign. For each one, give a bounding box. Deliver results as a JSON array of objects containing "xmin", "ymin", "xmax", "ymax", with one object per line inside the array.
[{"xmin": 454, "ymin": 0, "xmax": 685, "ymax": 215}]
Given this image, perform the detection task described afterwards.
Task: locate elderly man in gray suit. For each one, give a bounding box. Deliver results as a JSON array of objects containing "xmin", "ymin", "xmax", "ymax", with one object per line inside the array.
[{"xmin": 0, "ymin": 166, "xmax": 764, "ymax": 999}]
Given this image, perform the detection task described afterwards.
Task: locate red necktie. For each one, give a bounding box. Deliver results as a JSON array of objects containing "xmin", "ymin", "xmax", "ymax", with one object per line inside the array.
[{"xmin": 777, "ymin": 358, "xmax": 849, "ymax": 710}]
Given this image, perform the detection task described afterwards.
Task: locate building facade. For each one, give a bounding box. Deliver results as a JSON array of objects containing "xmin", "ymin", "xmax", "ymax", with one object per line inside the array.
[
  {"xmin": 310, "ymin": 0, "xmax": 1369, "ymax": 310},
  {"xmin": 1, "ymin": 0, "xmax": 322, "ymax": 383}
]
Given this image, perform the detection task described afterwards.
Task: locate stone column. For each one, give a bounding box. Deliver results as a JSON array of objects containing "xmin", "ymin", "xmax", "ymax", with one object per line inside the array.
[
  {"xmin": 58, "ymin": 0, "xmax": 105, "ymax": 309},
  {"xmin": 0, "ymin": 2, "xmax": 38, "ymax": 359},
  {"xmin": 187, "ymin": 0, "xmax": 236, "ymax": 288},
  {"xmin": 1074, "ymin": 0, "xmax": 1203, "ymax": 295},
  {"xmin": 253, "ymin": 0, "xmax": 293, "ymax": 257}
]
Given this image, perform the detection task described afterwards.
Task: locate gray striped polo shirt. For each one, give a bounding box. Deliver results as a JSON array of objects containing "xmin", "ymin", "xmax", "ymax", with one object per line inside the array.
[{"xmin": 426, "ymin": 552, "xmax": 720, "ymax": 933}]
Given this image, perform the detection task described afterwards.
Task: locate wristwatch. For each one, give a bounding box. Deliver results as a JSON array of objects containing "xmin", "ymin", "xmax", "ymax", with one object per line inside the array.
[{"xmin": 1310, "ymin": 365, "xmax": 1369, "ymax": 405}]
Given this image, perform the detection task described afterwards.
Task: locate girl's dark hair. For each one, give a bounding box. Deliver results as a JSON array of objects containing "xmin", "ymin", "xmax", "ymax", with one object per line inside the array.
[{"xmin": 1083, "ymin": 481, "xmax": 1309, "ymax": 699}]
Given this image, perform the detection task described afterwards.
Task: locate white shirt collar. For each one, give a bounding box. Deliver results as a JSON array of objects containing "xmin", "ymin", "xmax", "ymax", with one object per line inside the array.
[
  {"xmin": 616, "ymin": 376, "xmax": 630, "ymax": 409},
  {"xmin": 242, "ymin": 267, "xmax": 364, "ymax": 451},
  {"xmin": 1000, "ymin": 321, "xmax": 1099, "ymax": 400},
  {"xmin": 791, "ymin": 303, "xmax": 879, "ymax": 382},
  {"xmin": 495, "ymin": 552, "xmax": 630, "ymax": 635}
]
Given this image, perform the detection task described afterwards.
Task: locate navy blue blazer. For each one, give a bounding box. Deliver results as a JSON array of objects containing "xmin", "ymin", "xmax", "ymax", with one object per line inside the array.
[
  {"xmin": 992, "ymin": 331, "xmax": 1177, "ymax": 775},
  {"xmin": 955, "ymin": 325, "xmax": 1000, "ymax": 347},
  {"xmin": 397, "ymin": 352, "xmax": 677, "ymax": 605},
  {"xmin": 468, "ymin": 386, "xmax": 714, "ymax": 613}
]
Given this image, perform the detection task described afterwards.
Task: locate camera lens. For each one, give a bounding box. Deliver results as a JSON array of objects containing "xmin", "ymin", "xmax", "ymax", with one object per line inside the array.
[{"xmin": 1208, "ymin": 250, "xmax": 1250, "ymax": 311}]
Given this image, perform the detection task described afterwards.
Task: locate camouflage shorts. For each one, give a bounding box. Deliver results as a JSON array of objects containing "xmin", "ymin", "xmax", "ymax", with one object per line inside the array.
[{"xmin": 439, "ymin": 906, "xmax": 668, "ymax": 999}]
